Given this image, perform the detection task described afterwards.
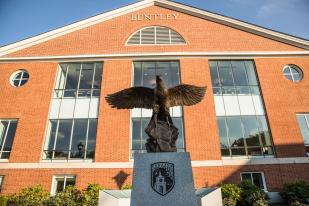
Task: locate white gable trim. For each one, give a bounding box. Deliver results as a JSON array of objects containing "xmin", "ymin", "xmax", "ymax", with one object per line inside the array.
[{"xmin": 0, "ymin": 0, "xmax": 309, "ymax": 57}]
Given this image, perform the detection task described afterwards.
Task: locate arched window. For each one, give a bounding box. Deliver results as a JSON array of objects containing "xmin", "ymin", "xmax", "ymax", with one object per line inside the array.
[{"xmin": 127, "ymin": 26, "xmax": 186, "ymax": 45}]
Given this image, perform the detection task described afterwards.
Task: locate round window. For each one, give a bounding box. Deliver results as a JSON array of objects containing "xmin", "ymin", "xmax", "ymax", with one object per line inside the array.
[
  {"xmin": 283, "ymin": 65, "xmax": 303, "ymax": 82},
  {"xmin": 10, "ymin": 70, "xmax": 29, "ymax": 87}
]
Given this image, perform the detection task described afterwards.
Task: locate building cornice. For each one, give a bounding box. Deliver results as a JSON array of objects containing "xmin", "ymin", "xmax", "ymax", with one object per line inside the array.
[
  {"xmin": 0, "ymin": 0, "xmax": 308, "ymax": 57},
  {"xmin": 1, "ymin": 51, "xmax": 309, "ymax": 63}
]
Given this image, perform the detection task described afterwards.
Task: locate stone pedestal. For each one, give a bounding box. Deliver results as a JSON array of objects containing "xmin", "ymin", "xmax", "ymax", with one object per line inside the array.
[{"xmin": 130, "ymin": 152, "xmax": 198, "ymax": 206}]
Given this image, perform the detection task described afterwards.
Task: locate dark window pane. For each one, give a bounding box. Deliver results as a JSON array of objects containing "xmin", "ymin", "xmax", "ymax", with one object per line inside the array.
[
  {"xmin": 65, "ymin": 177, "xmax": 76, "ymax": 187},
  {"xmin": 79, "ymin": 64, "xmax": 94, "ymax": 89},
  {"xmin": 56, "ymin": 178, "xmax": 64, "ymax": 192},
  {"xmin": 13, "ymin": 80, "xmax": 20, "ymax": 86},
  {"xmin": 86, "ymin": 119, "xmax": 97, "ymax": 159},
  {"xmin": 210, "ymin": 61, "xmax": 220, "ymax": 86},
  {"xmin": 142, "ymin": 62, "xmax": 156, "ymax": 88},
  {"xmin": 263, "ymin": 147, "xmax": 274, "ymax": 155},
  {"xmin": 1, "ymin": 152, "xmax": 10, "ymax": 159},
  {"xmin": 132, "ymin": 119, "xmax": 141, "ymax": 150},
  {"xmin": 250, "ymin": 86, "xmax": 260, "ymax": 95},
  {"xmin": 245, "ymin": 61, "xmax": 258, "ymax": 86},
  {"xmin": 257, "ymin": 116, "xmax": 272, "ymax": 146},
  {"xmin": 220, "ymin": 137, "xmax": 229, "ymax": 149},
  {"xmin": 173, "ymin": 117, "xmax": 184, "ymax": 149},
  {"xmin": 141, "ymin": 118, "xmax": 150, "ymax": 150},
  {"xmin": 247, "ymin": 147, "xmax": 262, "ymax": 156},
  {"xmin": 22, "ymin": 72, "xmax": 29, "ymax": 79},
  {"xmin": 252, "ymin": 173, "xmax": 264, "ymax": 190},
  {"xmin": 241, "ymin": 173, "xmax": 251, "ymax": 181},
  {"xmin": 19, "ymin": 80, "xmax": 28, "ymax": 86},
  {"xmin": 65, "ymin": 64, "xmax": 80, "ymax": 89},
  {"xmin": 231, "ymin": 61, "xmax": 248, "ymax": 86},
  {"xmin": 54, "ymin": 120, "xmax": 73, "ymax": 158},
  {"xmin": 56, "ymin": 65, "xmax": 68, "ymax": 90},
  {"xmin": 305, "ymin": 145, "xmax": 309, "ymax": 154},
  {"xmin": 46, "ymin": 120, "xmax": 58, "ymax": 151},
  {"xmin": 221, "ymin": 149, "xmax": 230, "ymax": 156},
  {"xmin": 15, "ymin": 72, "xmax": 22, "ymax": 79},
  {"xmin": 70, "ymin": 119, "xmax": 88, "ymax": 158},
  {"xmin": 133, "ymin": 62, "xmax": 142, "ymax": 86},
  {"xmin": 213, "ymin": 87, "xmax": 222, "ymax": 96},
  {"xmin": 3, "ymin": 121, "xmax": 17, "ymax": 151},
  {"xmin": 226, "ymin": 117, "xmax": 244, "ymax": 147},
  {"xmin": 231, "ymin": 147, "xmax": 246, "ymax": 156},
  {"xmin": 93, "ymin": 63, "xmax": 102, "ymax": 89}
]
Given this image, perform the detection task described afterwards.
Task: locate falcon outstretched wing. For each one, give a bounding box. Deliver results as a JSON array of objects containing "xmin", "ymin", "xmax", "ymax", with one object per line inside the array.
[
  {"xmin": 168, "ymin": 84, "xmax": 206, "ymax": 107},
  {"xmin": 105, "ymin": 87, "xmax": 155, "ymax": 109}
]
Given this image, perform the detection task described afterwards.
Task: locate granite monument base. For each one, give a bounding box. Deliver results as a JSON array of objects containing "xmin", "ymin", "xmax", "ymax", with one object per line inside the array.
[{"xmin": 130, "ymin": 152, "xmax": 198, "ymax": 206}]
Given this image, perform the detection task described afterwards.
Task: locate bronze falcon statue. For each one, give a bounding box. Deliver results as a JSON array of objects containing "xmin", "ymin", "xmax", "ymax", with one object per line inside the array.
[{"xmin": 105, "ymin": 75, "xmax": 206, "ymax": 152}]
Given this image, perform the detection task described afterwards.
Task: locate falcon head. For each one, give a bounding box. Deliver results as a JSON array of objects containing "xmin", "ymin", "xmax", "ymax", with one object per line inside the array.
[{"xmin": 156, "ymin": 75, "xmax": 166, "ymax": 89}]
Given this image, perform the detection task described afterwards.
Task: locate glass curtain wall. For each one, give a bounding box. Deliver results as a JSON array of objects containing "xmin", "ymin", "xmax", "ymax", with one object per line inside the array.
[
  {"xmin": 43, "ymin": 63, "xmax": 102, "ymax": 161},
  {"xmin": 131, "ymin": 61, "xmax": 185, "ymax": 158},
  {"xmin": 210, "ymin": 60, "xmax": 274, "ymax": 158}
]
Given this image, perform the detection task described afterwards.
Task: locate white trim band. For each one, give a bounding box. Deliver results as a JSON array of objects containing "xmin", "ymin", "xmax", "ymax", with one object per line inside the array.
[
  {"xmin": 1, "ymin": 51, "xmax": 309, "ymax": 63},
  {"xmin": 0, "ymin": 157, "xmax": 308, "ymax": 169}
]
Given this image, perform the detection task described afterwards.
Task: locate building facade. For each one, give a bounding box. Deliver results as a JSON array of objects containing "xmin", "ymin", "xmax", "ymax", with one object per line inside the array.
[{"xmin": 0, "ymin": 0, "xmax": 309, "ymax": 196}]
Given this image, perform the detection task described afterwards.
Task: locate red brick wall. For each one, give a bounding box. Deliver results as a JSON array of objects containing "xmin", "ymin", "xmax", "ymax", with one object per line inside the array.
[{"xmin": 3, "ymin": 5, "xmax": 303, "ymax": 58}]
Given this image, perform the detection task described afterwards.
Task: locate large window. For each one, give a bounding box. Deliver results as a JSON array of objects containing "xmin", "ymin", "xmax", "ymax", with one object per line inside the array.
[
  {"xmin": 296, "ymin": 114, "xmax": 309, "ymax": 155},
  {"xmin": 44, "ymin": 63, "xmax": 102, "ymax": 161},
  {"xmin": 241, "ymin": 172, "xmax": 267, "ymax": 191},
  {"xmin": 0, "ymin": 120, "xmax": 18, "ymax": 159},
  {"xmin": 210, "ymin": 61, "xmax": 274, "ymax": 158},
  {"xmin": 131, "ymin": 61, "xmax": 185, "ymax": 158}
]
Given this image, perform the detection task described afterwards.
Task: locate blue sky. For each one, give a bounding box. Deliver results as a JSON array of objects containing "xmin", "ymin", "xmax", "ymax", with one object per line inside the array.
[{"xmin": 0, "ymin": 0, "xmax": 308, "ymax": 47}]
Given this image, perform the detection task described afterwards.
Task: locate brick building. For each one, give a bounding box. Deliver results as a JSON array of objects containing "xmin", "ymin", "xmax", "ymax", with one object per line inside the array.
[{"xmin": 0, "ymin": 0, "xmax": 308, "ymax": 198}]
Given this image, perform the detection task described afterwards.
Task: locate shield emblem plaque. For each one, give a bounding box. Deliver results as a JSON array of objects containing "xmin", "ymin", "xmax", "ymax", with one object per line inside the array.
[{"xmin": 151, "ymin": 162, "xmax": 175, "ymax": 196}]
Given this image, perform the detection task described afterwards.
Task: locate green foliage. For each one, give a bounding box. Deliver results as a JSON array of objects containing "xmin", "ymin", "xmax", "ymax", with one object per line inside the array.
[
  {"xmin": 0, "ymin": 196, "xmax": 7, "ymax": 206},
  {"xmin": 290, "ymin": 201, "xmax": 309, "ymax": 206},
  {"xmin": 238, "ymin": 180, "xmax": 268, "ymax": 206},
  {"xmin": 121, "ymin": 184, "xmax": 132, "ymax": 190},
  {"xmin": 82, "ymin": 183, "xmax": 103, "ymax": 206},
  {"xmin": 280, "ymin": 181, "xmax": 309, "ymax": 204},
  {"xmin": 221, "ymin": 184, "xmax": 242, "ymax": 206},
  {"xmin": 52, "ymin": 185, "xmax": 84, "ymax": 206}
]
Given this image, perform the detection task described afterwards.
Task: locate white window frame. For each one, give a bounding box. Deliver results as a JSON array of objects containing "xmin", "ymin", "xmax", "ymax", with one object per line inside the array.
[
  {"xmin": 296, "ymin": 114, "xmax": 309, "ymax": 156},
  {"xmin": 126, "ymin": 26, "xmax": 186, "ymax": 46},
  {"xmin": 50, "ymin": 175, "xmax": 76, "ymax": 196},
  {"xmin": 0, "ymin": 119, "xmax": 18, "ymax": 160},
  {"xmin": 10, "ymin": 70, "xmax": 29, "ymax": 87},
  {"xmin": 283, "ymin": 65, "xmax": 303, "ymax": 83},
  {"xmin": 240, "ymin": 172, "xmax": 267, "ymax": 191}
]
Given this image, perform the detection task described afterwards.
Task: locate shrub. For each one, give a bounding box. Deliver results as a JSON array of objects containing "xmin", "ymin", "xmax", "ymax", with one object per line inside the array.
[
  {"xmin": 238, "ymin": 180, "xmax": 268, "ymax": 206},
  {"xmin": 280, "ymin": 181, "xmax": 309, "ymax": 204},
  {"xmin": 221, "ymin": 184, "xmax": 242, "ymax": 206},
  {"xmin": 52, "ymin": 185, "xmax": 84, "ymax": 206},
  {"xmin": 0, "ymin": 196, "xmax": 7, "ymax": 206},
  {"xmin": 83, "ymin": 183, "xmax": 103, "ymax": 206},
  {"xmin": 290, "ymin": 201, "xmax": 309, "ymax": 206}
]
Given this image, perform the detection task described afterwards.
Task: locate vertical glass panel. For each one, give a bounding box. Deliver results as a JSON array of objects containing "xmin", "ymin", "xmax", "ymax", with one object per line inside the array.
[
  {"xmin": 3, "ymin": 121, "xmax": 17, "ymax": 152},
  {"xmin": 133, "ymin": 62, "xmax": 142, "ymax": 86},
  {"xmin": 297, "ymin": 115, "xmax": 309, "ymax": 143},
  {"xmin": 217, "ymin": 117, "xmax": 227, "ymax": 137},
  {"xmin": 231, "ymin": 61, "xmax": 248, "ymax": 86},
  {"xmin": 132, "ymin": 119, "xmax": 141, "ymax": 151},
  {"xmin": 218, "ymin": 61, "xmax": 234, "ymax": 86},
  {"xmin": 141, "ymin": 118, "xmax": 150, "ymax": 150},
  {"xmin": 45, "ymin": 120, "xmax": 57, "ymax": 159},
  {"xmin": 65, "ymin": 177, "xmax": 76, "ymax": 187},
  {"xmin": 170, "ymin": 62, "xmax": 180, "ymax": 86},
  {"xmin": 142, "ymin": 62, "xmax": 156, "ymax": 88},
  {"xmin": 210, "ymin": 61, "xmax": 220, "ymax": 86},
  {"xmin": 79, "ymin": 63, "xmax": 94, "ymax": 90},
  {"xmin": 252, "ymin": 173, "xmax": 264, "ymax": 190},
  {"xmin": 245, "ymin": 61, "xmax": 258, "ymax": 86},
  {"xmin": 221, "ymin": 148, "xmax": 230, "ymax": 157},
  {"xmin": 70, "ymin": 119, "xmax": 88, "ymax": 158},
  {"xmin": 86, "ymin": 119, "xmax": 97, "ymax": 158},
  {"xmin": 257, "ymin": 116, "xmax": 271, "ymax": 146},
  {"xmin": 242, "ymin": 116, "xmax": 260, "ymax": 146},
  {"xmin": 93, "ymin": 63, "xmax": 102, "ymax": 90},
  {"xmin": 226, "ymin": 117, "xmax": 244, "ymax": 147},
  {"xmin": 54, "ymin": 120, "xmax": 73, "ymax": 158},
  {"xmin": 141, "ymin": 27, "xmax": 155, "ymax": 44},
  {"xmin": 65, "ymin": 64, "xmax": 80, "ymax": 89},
  {"xmin": 173, "ymin": 117, "xmax": 184, "ymax": 150},
  {"xmin": 56, "ymin": 64, "xmax": 67, "ymax": 90},
  {"xmin": 231, "ymin": 147, "xmax": 246, "ymax": 156},
  {"xmin": 55, "ymin": 178, "xmax": 65, "ymax": 193},
  {"xmin": 241, "ymin": 173, "xmax": 252, "ymax": 181},
  {"xmin": 0, "ymin": 121, "xmax": 9, "ymax": 148}
]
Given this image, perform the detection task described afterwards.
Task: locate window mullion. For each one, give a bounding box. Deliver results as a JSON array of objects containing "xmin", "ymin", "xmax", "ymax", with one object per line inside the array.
[
  {"xmin": 63, "ymin": 64, "xmax": 70, "ymax": 96},
  {"xmin": 154, "ymin": 26, "xmax": 157, "ymax": 44},
  {"xmin": 84, "ymin": 119, "xmax": 90, "ymax": 159},
  {"xmin": 68, "ymin": 120, "xmax": 75, "ymax": 160},
  {"xmin": 52, "ymin": 120, "xmax": 60, "ymax": 160},
  {"xmin": 76, "ymin": 64, "xmax": 83, "ymax": 97},
  {"xmin": 63, "ymin": 176, "xmax": 67, "ymax": 191},
  {"xmin": 289, "ymin": 66, "xmax": 295, "ymax": 82}
]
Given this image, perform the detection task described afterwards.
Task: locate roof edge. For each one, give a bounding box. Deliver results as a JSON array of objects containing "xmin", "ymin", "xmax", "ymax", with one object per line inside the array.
[{"xmin": 0, "ymin": 0, "xmax": 309, "ymax": 57}]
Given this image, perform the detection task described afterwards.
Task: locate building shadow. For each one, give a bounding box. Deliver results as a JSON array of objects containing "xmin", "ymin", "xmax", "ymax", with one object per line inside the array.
[{"xmin": 112, "ymin": 170, "xmax": 130, "ymax": 189}]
